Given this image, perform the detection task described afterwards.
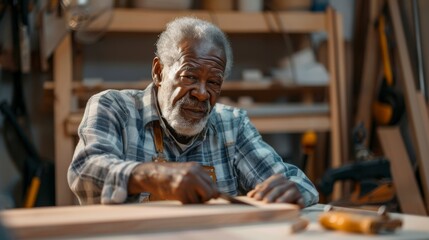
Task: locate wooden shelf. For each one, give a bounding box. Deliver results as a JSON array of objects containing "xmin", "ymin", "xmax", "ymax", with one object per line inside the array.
[
  {"xmin": 66, "ymin": 103, "xmax": 330, "ymax": 135},
  {"xmin": 88, "ymin": 9, "xmax": 328, "ymax": 33},
  {"xmin": 44, "ymin": 80, "xmax": 327, "ymax": 93}
]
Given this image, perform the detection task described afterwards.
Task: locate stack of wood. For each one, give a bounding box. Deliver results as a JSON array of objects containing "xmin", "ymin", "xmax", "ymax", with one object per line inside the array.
[{"xmin": 353, "ymin": 0, "xmax": 429, "ymax": 216}]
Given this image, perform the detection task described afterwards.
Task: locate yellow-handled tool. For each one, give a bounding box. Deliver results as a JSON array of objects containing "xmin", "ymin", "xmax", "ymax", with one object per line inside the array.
[{"xmin": 319, "ymin": 205, "xmax": 402, "ymax": 234}]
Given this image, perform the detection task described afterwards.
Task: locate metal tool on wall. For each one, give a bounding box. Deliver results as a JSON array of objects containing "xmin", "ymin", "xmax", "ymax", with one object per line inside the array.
[{"xmin": 373, "ymin": 8, "xmax": 405, "ymax": 126}]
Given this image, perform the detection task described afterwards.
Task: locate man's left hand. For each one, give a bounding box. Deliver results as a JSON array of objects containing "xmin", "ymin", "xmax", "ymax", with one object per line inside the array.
[{"xmin": 247, "ymin": 174, "xmax": 305, "ymax": 208}]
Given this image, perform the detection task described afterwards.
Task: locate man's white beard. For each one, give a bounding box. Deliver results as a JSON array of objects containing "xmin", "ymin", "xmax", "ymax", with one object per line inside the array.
[{"xmin": 158, "ymin": 85, "xmax": 211, "ymax": 137}]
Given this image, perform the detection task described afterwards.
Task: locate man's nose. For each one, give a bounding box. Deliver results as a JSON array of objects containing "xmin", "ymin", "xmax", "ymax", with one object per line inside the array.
[{"xmin": 191, "ymin": 82, "xmax": 210, "ymax": 101}]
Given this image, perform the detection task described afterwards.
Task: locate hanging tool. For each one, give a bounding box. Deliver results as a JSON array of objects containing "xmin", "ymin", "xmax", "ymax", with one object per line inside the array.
[
  {"xmin": 319, "ymin": 205, "xmax": 402, "ymax": 234},
  {"xmin": 372, "ymin": 8, "xmax": 405, "ymax": 125}
]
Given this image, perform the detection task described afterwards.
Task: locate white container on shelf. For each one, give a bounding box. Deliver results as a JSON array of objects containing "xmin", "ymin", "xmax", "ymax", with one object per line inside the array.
[
  {"xmin": 237, "ymin": 0, "xmax": 263, "ymax": 12},
  {"xmin": 132, "ymin": 0, "xmax": 193, "ymax": 10}
]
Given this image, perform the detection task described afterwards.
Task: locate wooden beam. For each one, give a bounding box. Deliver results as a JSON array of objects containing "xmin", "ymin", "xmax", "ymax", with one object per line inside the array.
[
  {"xmin": 264, "ymin": 12, "xmax": 327, "ymax": 33},
  {"xmin": 333, "ymin": 11, "xmax": 350, "ymax": 164},
  {"xmin": 86, "ymin": 9, "xmax": 328, "ymax": 33},
  {"xmin": 389, "ymin": 0, "xmax": 429, "ymax": 210},
  {"xmin": 377, "ymin": 127, "xmax": 427, "ymax": 215},
  {"xmin": 53, "ymin": 35, "xmax": 75, "ymax": 206},
  {"xmin": 66, "ymin": 111, "xmax": 332, "ymax": 136},
  {"xmin": 43, "ymin": 80, "xmax": 327, "ymax": 92},
  {"xmin": 0, "ymin": 197, "xmax": 299, "ymax": 239},
  {"xmin": 98, "ymin": 9, "xmax": 212, "ymax": 32},
  {"xmin": 326, "ymin": 8, "xmax": 342, "ymax": 200},
  {"xmin": 355, "ymin": 0, "xmax": 383, "ymax": 146}
]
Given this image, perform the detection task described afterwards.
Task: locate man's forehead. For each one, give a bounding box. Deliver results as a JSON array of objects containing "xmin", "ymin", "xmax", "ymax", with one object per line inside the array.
[{"xmin": 179, "ymin": 38, "xmax": 224, "ymax": 53}]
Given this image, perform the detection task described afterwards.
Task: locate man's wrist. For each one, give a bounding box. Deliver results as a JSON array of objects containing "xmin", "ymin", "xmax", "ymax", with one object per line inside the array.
[{"xmin": 127, "ymin": 163, "xmax": 157, "ymax": 195}]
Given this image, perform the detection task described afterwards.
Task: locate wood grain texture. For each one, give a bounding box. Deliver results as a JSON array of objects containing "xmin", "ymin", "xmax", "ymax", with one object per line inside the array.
[
  {"xmin": 333, "ymin": 11, "xmax": 350, "ymax": 165},
  {"xmin": 377, "ymin": 127, "xmax": 427, "ymax": 215},
  {"xmin": 0, "ymin": 197, "xmax": 299, "ymax": 239},
  {"xmin": 326, "ymin": 7, "xmax": 342, "ymax": 200},
  {"xmin": 53, "ymin": 35, "xmax": 75, "ymax": 206},
  {"xmin": 389, "ymin": 0, "xmax": 429, "ymax": 210},
  {"xmin": 355, "ymin": 0, "xmax": 383, "ymax": 146},
  {"xmin": 87, "ymin": 9, "xmax": 327, "ymax": 33}
]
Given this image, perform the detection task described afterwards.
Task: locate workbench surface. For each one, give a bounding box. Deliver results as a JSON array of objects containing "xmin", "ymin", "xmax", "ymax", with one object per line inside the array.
[{"xmin": 1, "ymin": 202, "xmax": 429, "ymax": 239}]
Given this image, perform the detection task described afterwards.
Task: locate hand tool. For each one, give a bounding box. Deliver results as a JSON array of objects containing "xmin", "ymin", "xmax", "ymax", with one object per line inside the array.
[{"xmin": 319, "ymin": 205, "xmax": 402, "ymax": 234}]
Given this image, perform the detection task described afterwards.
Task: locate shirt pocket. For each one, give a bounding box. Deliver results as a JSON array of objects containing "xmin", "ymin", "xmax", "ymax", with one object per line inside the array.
[{"xmin": 216, "ymin": 176, "xmax": 238, "ymax": 196}]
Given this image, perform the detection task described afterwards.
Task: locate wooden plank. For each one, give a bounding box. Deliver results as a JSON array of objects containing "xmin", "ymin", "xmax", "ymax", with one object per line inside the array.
[
  {"xmin": 53, "ymin": 35, "xmax": 75, "ymax": 206},
  {"xmin": 0, "ymin": 197, "xmax": 299, "ymax": 239},
  {"xmin": 66, "ymin": 111, "xmax": 331, "ymax": 136},
  {"xmin": 43, "ymin": 80, "xmax": 327, "ymax": 92},
  {"xmin": 325, "ymin": 8, "xmax": 342, "ymax": 200},
  {"xmin": 417, "ymin": 92, "xmax": 429, "ymax": 161},
  {"xmin": 266, "ymin": 12, "xmax": 327, "ymax": 33},
  {"xmin": 39, "ymin": 11, "xmax": 68, "ymax": 71},
  {"xmin": 355, "ymin": 0, "xmax": 383, "ymax": 147},
  {"xmin": 96, "ymin": 9, "xmax": 212, "ymax": 32},
  {"xmin": 377, "ymin": 127, "xmax": 427, "ymax": 215},
  {"xmin": 86, "ymin": 9, "xmax": 327, "ymax": 33},
  {"xmin": 333, "ymin": 11, "xmax": 350, "ymax": 164},
  {"xmin": 213, "ymin": 12, "xmax": 273, "ymax": 33},
  {"xmin": 250, "ymin": 114, "xmax": 331, "ymax": 133},
  {"xmin": 388, "ymin": 0, "xmax": 429, "ymax": 210}
]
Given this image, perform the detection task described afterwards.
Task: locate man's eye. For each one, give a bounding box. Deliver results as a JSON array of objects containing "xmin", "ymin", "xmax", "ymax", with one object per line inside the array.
[
  {"xmin": 182, "ymin": 75, "xmax": 197, "ymax": 80},
  {"xmin": 208, "ymin": 80, "xmax": 222, "ymax": 86}
]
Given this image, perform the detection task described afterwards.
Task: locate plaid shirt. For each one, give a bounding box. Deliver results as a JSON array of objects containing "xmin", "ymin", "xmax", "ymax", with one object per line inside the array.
[{"xmin": 68, "ymin": 84, "xmax": 319, "ymax": 206}]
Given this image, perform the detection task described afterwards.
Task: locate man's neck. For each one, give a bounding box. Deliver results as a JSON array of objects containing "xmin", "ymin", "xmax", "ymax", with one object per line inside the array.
[{"xmin": 163, "ymin": 119, "xmax": 194, "ymax": 144}]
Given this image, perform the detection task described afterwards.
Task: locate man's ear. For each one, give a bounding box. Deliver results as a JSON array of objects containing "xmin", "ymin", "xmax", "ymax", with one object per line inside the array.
[{"xmin": 152, "ymin": 57, "xmax": 163, "ymax": 87}]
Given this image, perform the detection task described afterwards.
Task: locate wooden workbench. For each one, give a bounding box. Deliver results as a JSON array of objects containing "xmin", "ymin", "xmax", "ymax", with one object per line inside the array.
[{"xmin": 1, "ymin": 199, "xmax": 429, "ymax": 240}]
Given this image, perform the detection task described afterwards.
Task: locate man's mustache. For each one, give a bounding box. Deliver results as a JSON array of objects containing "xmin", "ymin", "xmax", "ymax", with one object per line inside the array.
[{"xmin": 180, "ymin": 95, "xmax": 211, "ymax": 113}]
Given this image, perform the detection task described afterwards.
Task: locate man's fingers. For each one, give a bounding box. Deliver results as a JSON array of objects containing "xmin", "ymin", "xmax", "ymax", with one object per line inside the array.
[
  {"xmin": 247, "ymin": 175, "xmax": 305, "ymax": 206},
  {"xmin": 275, "ymin": 186, "xmax": 301, "ymax": 204},
  {"xmin": 251, "ymin": 174, "xmax": 286, "ymax": 200},
  {"xmin": 195, "ymin": 173, "xmax": 218, "ymax": 202},
  {"xmin": 247, "ymin": 189, "xmax": 256, "ymax": 197},
  {"xmin": 297, "ymin": 198, "xmax": 305, "ymax": 208},
  {"xmin": 262, "ymin": 181, "xmax": 294, "ymax": 203},
  {"xmin": 184, "ymin": 190, "xmax": 200, "ymax": 204}
]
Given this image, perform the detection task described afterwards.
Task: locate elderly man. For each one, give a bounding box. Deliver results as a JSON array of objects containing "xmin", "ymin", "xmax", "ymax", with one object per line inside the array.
[{"xmin": 68, "ymin": 17, "xmax": 319, "ymax": 207}]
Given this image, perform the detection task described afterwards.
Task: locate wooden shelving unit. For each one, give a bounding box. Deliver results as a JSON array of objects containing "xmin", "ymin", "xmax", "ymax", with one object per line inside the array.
[{"xmin": 52, "ymin": 8, "xmax": 347, "ymax": 205}]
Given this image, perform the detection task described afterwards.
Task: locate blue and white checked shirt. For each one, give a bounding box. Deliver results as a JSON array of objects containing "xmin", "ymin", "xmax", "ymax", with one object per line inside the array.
[{"xmin": 68, "ymin": 83, "xmax": 319, "ymax": 206}]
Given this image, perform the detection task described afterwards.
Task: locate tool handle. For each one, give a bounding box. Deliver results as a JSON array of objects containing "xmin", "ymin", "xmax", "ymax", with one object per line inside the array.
[{"xmin": 319, "ymin": 212, "xmax": 378, "ymax": 234}]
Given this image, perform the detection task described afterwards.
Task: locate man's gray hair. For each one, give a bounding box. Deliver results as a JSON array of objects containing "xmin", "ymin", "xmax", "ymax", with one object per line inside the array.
[{"xmin": 156, "ymin": 17, "xmax": 233, "ymax": 78}]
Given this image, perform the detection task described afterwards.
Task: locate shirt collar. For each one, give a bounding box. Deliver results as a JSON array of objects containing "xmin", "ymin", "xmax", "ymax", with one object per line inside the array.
[{"xmin": 141, "ymin": 83, "xmax": 161, "ymax": 127}]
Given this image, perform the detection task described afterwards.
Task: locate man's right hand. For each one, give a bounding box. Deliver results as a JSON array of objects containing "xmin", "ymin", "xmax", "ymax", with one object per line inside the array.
[{"xmin": 128, "ymin": 162, "xmax": 219, "ymax": 204}]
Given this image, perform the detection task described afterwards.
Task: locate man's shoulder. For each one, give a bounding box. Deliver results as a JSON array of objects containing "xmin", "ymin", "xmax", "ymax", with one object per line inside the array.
[
  {"xmin": 212, "ymin": 103, "xmax": 247, "ymax": 120},
  {"xmin": 88, "ymin": 88, "xmax": 151, "ymax": 110},
  {"xmin": 91, "ymin": 89, "xmax": 145, "ymax": 101}
]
